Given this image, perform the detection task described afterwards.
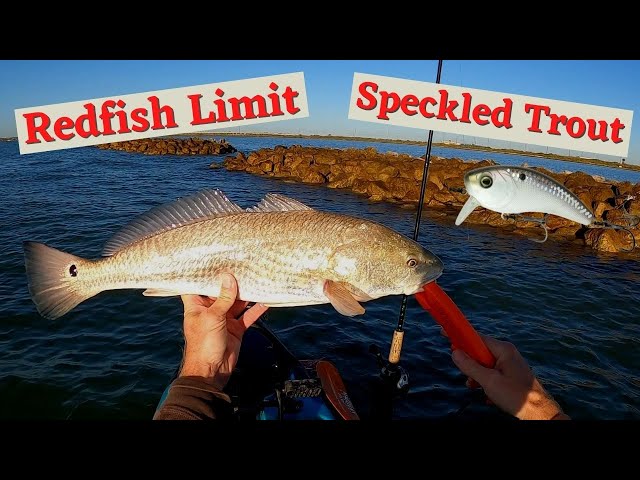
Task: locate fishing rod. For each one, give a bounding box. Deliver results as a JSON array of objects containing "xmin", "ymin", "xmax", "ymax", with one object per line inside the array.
[
  {"xmin": 371, "ymin": 60, "xmax": 444, "ymax": 398},
  {"xmin": 372, "ymin": 60, "xmax": 496, "ymax": 407},
  {"xmin": 391, "ymin": 59, "xmax": 444, "ymax": 359}
]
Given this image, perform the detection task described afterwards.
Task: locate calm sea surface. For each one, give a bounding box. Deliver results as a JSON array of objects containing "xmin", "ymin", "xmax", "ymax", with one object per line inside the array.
[{"xmin": 0, "ymin": 137, "xmax": 638, "ymax": 420}]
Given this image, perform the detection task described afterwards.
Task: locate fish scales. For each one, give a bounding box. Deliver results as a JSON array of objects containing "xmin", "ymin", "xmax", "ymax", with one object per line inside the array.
[{"xmin": 90, "ymin": 211, "xmax": 356, "ymax": 302}]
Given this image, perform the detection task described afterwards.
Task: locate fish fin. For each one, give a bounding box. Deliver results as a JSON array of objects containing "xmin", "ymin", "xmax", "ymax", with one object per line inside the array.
[
  {"xmin": 455, "ymin": 196, "xmax": 480, "ymax": 226},
  {"xmin": 324, "ymin": 280, "xmax": 366, "ymax": 317},
  {"xmin": 339, "ymin": 282, "xmax": 373, "ymax": 302},
  {"xmin": 103, "ymin": 190, "xmax": 244, "ymax": 256},
  {"xmin": 258, "ymin": 300, "xmax": 326, "ymax": 307},
  {"xmin": 23, "ymin": 241, "xmax": 98, "ymax": 320},
  {"xmin": 246, "ymin": 193, "xmax": 314, "ymax": 213},
  {"xmin": 142, "ymin": 288, "xmax": 183, "ymax": 297}
]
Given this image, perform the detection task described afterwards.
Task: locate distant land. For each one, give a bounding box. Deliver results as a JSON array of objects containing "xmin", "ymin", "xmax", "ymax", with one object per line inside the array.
[{"xmin": 191, "ymin": 131, "xmax": 640, "ymax": 173}]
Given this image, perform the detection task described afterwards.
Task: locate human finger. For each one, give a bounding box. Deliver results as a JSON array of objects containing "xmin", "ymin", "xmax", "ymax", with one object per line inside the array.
[
  {"xmin": 452, "ymin": 348, "xmax": 496, "ymax": 387},
  {"xmin": 238, "ymin": 303, "xmax": 270, "ymax": 330},
  {"xmin": 208, "ymin": 274, "xmax": 238, "ymax": 316},
  {"xmin": 228, "ymin": 300, "xmax": 250, "ymax": 319}
]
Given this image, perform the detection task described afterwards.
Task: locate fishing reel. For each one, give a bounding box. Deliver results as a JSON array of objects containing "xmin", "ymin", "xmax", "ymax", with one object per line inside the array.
[{"xmin": 369, "ymin": 343, "xmax": 410, "ymax": 396}]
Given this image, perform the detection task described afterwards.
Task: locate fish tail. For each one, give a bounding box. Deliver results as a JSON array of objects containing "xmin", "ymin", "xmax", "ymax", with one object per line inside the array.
[{"xmin": 23, "ymin": 241, "xmax": 98, "ymax": 320}]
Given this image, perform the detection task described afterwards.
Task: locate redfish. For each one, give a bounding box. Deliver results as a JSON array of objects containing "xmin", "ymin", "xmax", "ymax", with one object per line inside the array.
[{"xmin": 24, "ymin": 190, "xmax": 443, "ymax": 320}]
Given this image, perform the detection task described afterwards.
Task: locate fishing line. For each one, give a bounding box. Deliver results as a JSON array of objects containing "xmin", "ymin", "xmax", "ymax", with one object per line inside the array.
[{"xmin": 390, "ymin": 59, "xmax": 443, "ymax": 363}]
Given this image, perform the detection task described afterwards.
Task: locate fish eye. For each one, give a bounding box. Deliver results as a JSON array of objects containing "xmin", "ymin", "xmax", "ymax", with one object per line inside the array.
[
  {"xmin": 480, "ymin": 175, "xmax": 493, "ymax": 188},
  {"xmin": 407, "ymin": 258, "xmax": 418, "ymax": 268},
  {"xmin": 519, "ymin": 173, "xmax": 526, "ymax": 181},
  {"xmin": 69, "ymin": 264, "xmax": 78, "ymax": 277}
]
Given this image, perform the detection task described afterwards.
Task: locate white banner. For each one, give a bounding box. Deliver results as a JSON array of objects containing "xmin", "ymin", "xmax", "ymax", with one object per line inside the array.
[
  {"xmin": 15, "ymin": 72, "xmax": 309, "ymax": 154},
  {"xmin": 349, "ymin": 72, "xmax": 633, "ymax": 157}
]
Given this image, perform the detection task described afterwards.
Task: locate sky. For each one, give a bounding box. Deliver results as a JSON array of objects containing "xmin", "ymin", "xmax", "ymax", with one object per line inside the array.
[{"xmin": 1, "ymin": 60, "xmax": 638, "ymax": 164}]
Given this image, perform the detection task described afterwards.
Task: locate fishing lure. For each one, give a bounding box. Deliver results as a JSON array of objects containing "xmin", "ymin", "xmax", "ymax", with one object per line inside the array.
[{"xmin": 455, "ymin": 165, "xmax": 636, "ymax": 251}]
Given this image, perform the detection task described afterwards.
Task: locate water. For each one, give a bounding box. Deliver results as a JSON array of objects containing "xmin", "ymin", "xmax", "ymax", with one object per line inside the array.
[{"xmin": 0, "ymin": 137, "xmax": 638, "ymax": 420}]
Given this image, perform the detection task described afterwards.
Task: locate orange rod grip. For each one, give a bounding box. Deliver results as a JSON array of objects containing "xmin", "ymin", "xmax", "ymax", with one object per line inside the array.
[{"xmin": 415, "ymin": 282, "xmax": 496, "ymax": 369}]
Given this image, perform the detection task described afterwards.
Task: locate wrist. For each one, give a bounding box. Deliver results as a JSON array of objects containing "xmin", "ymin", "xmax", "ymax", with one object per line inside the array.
[
  {"xmin": 518, "ymin": 380, "xmax": 566, "ymax": 420},
  {"xmin": 180, "ymin": 359, "xmax": 216, "ymax": 381},
  {"xmin": 179, "ymin": 358, "xmax": 228, "ymax": 390}
]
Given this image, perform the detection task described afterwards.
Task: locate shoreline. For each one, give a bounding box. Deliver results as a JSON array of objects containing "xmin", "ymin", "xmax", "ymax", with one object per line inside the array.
[{"xmin": 191, "ymin": 131, "xmax": 640, "ymax": 172}]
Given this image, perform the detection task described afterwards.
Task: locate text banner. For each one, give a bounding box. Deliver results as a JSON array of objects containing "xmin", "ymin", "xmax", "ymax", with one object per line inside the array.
[
  {"xmin": 348, "ymin": 72, "xmax": 633, "ymax": 157},
  {"xmin": 15, "ymin": 72, "xmax": 308, "ymax": 154}
]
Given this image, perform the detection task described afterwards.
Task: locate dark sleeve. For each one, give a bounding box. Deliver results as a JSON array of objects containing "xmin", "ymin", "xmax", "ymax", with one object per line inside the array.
[{"xmin": 153, "ymin": 376, "xmax": 235, "ymax": 420}]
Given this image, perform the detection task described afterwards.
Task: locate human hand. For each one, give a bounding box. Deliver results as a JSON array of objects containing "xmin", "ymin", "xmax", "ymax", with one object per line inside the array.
[
  {"xmin": 450, "ymin": 332, "xmax": 569, "ymax": 420},
  {"xmin": 179, "ymin": 273, "xmax": 269, "ymax": 390}
]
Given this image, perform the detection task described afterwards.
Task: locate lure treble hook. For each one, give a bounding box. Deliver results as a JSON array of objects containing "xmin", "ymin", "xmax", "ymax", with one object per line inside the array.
[
  {"xmin": 591, "ymin": 221, "xmax": 637, "ymax": 253},
  {"xmin": 501, "ymin": 213, "xmax": 550, "ymax": 243}
]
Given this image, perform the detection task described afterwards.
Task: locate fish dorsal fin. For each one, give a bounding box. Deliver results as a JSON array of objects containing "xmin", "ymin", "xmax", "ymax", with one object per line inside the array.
[
  {"xmin": 246, "ymin": 193, "xmax": 314, "ymax": 213},
  {"xmin": 102, "ymin": 189, "xmax": 244, "ymax": 256}
]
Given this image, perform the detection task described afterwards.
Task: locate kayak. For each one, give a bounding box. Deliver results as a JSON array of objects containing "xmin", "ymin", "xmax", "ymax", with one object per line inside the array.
[{"xmin": 156, "ymin": 318, "xmax": 360, "ymax": 420}]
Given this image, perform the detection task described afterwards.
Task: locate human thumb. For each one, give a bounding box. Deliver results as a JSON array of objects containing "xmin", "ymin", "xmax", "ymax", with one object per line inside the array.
[
  {"xmin": 210, "ymin": 273, "xmax": 238, "ymax": 316},
  {"xmin": 452, "ymin": 348, "xmax": 494, "ymax": 387}
]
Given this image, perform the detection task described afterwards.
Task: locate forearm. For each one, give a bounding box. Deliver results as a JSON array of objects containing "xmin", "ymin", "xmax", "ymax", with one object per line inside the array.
[{"xmin": 153, "ymin": 376, "xmax": 234, "ymax": 420}]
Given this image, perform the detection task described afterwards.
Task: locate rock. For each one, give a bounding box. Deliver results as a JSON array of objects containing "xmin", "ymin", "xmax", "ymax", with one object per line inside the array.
[
  {"xmin": 627, "ymin": 200, "xmax": 640, "ymax": 217},
  {"xmin": 584, "ymin": 228, "xmax": 634, "ymax": 253},
  {"xmin": 313, "ymin": 164, "xmax": 333, "ymax": 178},
  {"xmin": 286, "ymin": 157, "xmax": 310, "ymax": 171},
  {"xmin": 572, "ymin": 186, "xmax": 594, "ymax": 209},
  {"xmin": 300, "ymin": 170, "xmax": 325, "ymax": 184},
  {"xmin": 552, "ymin": 226, "xmax": 581, "ymax": 238},
  {"xmin": 352, "ymin": 179, "xmax": 370, "ymax": 194},
  {"xmin": 366, "ymin": 181, "xmax": 392, "ymax": 199},
  {"xmin": 443, "ymin": 175, "xmax": 465, "ymax": 193},
  {"xmin": 314, "ymin": 152, "xmax": 338, "ymax": 165},
  {"xmin": 246, "ymin": 165, "xmax": 264, "ymax": 175},
  {"xmin": 604, "ymin": 208, "xmax": 629, "ymax": 225},
  {"xmin": 259, "ymin": 161, "xmax": 273, "ymax": 173},
  {"xmin": 270, "ymin": 153, "xmax": 284, "ymax": 166},
  {"xmin": 432, "ymin": 190, "xmax": 457, "ymax": 205},
  {"xmin": 564, "ymin": 171, "xmax": 599, "ymax": 190},
  {"xmin": 403, "ymin": 185, "xmax": 423, "ymax": 203},
  {"xmin": 376, "ymin": 165, "xmax": 400, "ymax": 183},
  {"xmin": 593, "ymin": 201, "xmax": 610, "ymax": 219},
  {"xmin": 98, "ymin": 138, "xmax": 237, "ymax": 156},
  {"xmin": 545, "ymin": 214, "xmax": 578, "ymax": 230},
  {"xmin": 589, "ymin": 184, "xmax": 615, "ymax": 204},
  {"xmin": 246, "ymin": 153, "xmax": 262, "ymax": 166},
  {"xmin": 386, "ymin": 177, "xmax": 415, "ymax": 200},
  {"xmin": 327, "ymin": 174, "xmax": 356, "ymax": 189}
]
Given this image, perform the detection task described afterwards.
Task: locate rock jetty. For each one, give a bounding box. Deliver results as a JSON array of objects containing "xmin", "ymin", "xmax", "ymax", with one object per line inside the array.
[
  {"xmin": 98, "ymin": 137, "xmax": 236, "ymax": 155},
  {"xmin": 221, "ymin": 145, "xmax": 640, "ymax": 254}
]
